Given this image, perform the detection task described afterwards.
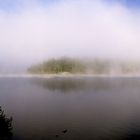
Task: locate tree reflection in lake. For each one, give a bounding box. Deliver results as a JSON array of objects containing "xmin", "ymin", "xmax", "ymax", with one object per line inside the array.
[
  {"xmin": 2, "ymin": 77, "xmax": 140, "ymax": 140},
  {"xmin": 31, "ymin": 77, "xmax": 112, "ymax": 92},
  {"xmin": 0, "ymin": 106, "xmax": 13, "ymax": 140}
]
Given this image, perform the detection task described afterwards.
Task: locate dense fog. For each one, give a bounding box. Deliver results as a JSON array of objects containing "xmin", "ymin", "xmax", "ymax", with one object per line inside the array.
[{"xmin": 0, "ymin": 0, "xmax": 140, "ymax": 73}]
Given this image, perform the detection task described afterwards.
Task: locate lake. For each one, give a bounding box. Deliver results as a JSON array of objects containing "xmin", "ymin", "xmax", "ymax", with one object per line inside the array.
[{"xmin": 1, "ymin": 76, "xmax": 140, "ymax": 140}]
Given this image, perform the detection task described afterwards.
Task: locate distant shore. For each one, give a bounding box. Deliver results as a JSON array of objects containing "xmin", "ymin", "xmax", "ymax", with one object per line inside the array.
[
  {"xmin": 1, "ymin": 73, "xmax": 140, "ymax": 78},
  {"xmin": 27, "ymin": 57, "xmax": 140, "ymax": 76}
]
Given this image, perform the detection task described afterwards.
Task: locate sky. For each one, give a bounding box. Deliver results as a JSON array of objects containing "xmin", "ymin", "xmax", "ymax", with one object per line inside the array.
[{"xmin": 0, "ymin": 0, "xmax": 140, "ymax": 73}]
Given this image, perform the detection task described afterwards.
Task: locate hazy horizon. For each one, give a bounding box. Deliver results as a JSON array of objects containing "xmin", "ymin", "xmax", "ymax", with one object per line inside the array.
[{"xmin": 0, "ymin": 0, "xmax": 140, "ymax": 73}]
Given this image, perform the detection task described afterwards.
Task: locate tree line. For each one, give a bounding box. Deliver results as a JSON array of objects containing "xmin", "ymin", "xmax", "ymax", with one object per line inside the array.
[{"xmin": 28, "ymin": 57, "xmax": 140, "ymax": 75}]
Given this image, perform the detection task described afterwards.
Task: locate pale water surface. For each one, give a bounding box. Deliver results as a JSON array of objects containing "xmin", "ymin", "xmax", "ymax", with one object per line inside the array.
[{"xmin": 0, "ymin": 77, "xmax": 140, "ymax": 140}]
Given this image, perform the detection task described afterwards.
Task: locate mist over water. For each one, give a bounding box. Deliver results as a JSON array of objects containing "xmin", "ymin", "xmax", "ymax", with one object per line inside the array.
[
  {"xmin": 1, "ymin": 1, "xmax": 140, "ymax": 140},
  {"xmin": 0, "ymin": 0, "xmax": 140, "ymax": 73}
]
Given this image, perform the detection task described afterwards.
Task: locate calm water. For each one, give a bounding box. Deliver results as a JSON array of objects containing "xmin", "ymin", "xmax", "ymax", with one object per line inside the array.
[{"xmin": 1, "ymin": 76, "xmax": 140, "ymax": 140}]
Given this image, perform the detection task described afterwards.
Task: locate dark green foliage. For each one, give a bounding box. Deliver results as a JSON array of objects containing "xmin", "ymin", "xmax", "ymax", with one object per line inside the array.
[
  {"xmin": 28, "ymin": 57, "xmax": 140, "ymax": 75},
  {"xmin": 28, "ymin": 57, "xmax": 86, "ymax": 74},
  {"xmin": 0, "ymin": 107, "xmax": 13, "ymax": 140}
]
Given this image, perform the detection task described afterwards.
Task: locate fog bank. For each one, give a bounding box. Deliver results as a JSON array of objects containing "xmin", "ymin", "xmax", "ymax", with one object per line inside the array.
[{"xmin": 0, "ymin": 0, "xmax": 140, "ymax": 72}]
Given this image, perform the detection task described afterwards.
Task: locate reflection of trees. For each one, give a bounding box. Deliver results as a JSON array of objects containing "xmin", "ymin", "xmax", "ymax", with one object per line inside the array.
[
  {"xmin": 41, "ymin": 78, "xmax": 86, "ymax": 92},
  {"xmin": 32, "ymin": 77, "xmax": 111, "ymax": 92},
  {"xmin": 0, "ymin": 107, "xmax": 13, "ymax": 140}
]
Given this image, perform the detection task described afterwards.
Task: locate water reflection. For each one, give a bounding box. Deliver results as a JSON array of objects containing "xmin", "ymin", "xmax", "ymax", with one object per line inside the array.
[
  {"xmin": 31, "ymin": 77, "xmax": 112, "ymax": 92},
  {"xmin": 0, "ymin": 106, "xmax": 13, "ymax": 140},
  {"xmin": 1, "ymin": 77, "xmax": 140, "ymax": 139}
]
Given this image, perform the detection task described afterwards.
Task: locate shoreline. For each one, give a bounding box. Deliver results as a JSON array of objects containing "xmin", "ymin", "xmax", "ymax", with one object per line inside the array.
[{"xmin": 1, "ymin": 74, "xmax": 140, "ymax": 78}]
